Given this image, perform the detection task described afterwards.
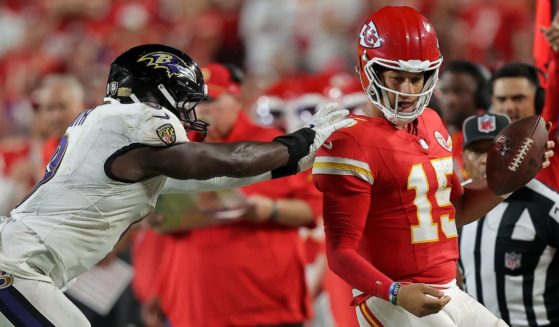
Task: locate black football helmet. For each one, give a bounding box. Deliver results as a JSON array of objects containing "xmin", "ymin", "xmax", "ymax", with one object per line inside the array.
[{"xmin": 106, "ymin": 44, "xmax": 209, "ymax": 136}]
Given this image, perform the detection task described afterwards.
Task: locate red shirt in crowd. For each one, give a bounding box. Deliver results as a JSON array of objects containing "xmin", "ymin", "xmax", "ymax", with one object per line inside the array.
[{"xmin": 537, "ymin": 48, "xmax": 559, "ymax": 192}]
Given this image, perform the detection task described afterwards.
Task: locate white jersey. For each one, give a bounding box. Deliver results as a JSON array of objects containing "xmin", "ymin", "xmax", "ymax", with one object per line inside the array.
[{"xmin": 0, "ymin": 100, "xmax": 187, "ymax": 288}]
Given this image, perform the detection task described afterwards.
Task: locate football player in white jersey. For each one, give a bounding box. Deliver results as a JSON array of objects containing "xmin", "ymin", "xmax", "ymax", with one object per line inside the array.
[{"xmin": 0, "ymin": 44, "xmax": 353, "ymax": 327}]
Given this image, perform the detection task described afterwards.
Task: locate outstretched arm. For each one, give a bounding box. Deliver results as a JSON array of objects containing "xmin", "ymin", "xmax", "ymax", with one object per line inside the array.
[
  {"xmin": 110, "ymin": 103, "xmax": 352, "ymax": 182},
  {"xmin": 115, "ymin": 140, "xmax": 290, "ymax": 181}
]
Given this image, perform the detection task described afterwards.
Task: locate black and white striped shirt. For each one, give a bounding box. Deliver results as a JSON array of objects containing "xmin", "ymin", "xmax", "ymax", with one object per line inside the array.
[{"xmin": 459, "ymin": 179, "xmax": 559, "ymax": 327}]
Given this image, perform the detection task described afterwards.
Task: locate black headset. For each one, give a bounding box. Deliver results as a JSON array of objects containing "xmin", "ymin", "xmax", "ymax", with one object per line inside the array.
[
  {"xmin": 489, "ymin": 63, "xmax": 546, "ymax": 115},
  {"xmin": 528, "ymin": 66, "xmax": 546, "ymax": 115},
  {"xmin": 473, "ymin": 64, "xmax": 491, "ymax": 111}
]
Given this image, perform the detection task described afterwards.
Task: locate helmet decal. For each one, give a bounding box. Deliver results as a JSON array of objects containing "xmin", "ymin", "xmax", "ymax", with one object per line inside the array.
[
  {"xmin": 108, "ymin": 81, "xmax": 118, "ymax": 96},
  {"xmin": 138, "ymin": 51, "xmax": 197, "ymax": 81},
  {"xmin": 359, "ymin": 22, "xmax": 382, "ymax": 49}
]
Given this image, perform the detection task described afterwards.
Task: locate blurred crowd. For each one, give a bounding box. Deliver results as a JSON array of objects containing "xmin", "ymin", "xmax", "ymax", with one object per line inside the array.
[
  {"xmin": 0, "ymin": 0, "xmax": 549, "ymax": 327},
  {"xmin": 0, "ymin": 0, "xmax": 534, "ymax": 138}
]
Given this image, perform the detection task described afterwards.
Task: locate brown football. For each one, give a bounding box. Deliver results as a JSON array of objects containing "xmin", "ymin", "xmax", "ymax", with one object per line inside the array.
[{"xmin": 486, "ymin": 115, "xmax": 548, "ymax": 195}]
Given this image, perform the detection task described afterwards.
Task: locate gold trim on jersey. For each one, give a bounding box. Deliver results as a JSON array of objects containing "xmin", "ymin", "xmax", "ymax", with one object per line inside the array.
[
  {"xmin": 359, "ymin": 302, "xmax": 383, "ymax": 327},
  {"xmin": 312, "ymin": 156, "xmax": 374, "ymax": 185}
]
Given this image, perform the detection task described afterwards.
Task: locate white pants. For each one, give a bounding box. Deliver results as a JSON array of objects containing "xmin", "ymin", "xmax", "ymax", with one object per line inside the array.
[
  {"xmin": 0, "ymin": 271, "xmax": 90, "ymax": 327},
  {"xmin": 355, "ymin": 284, "xmax": 509, "ymax": 327}
]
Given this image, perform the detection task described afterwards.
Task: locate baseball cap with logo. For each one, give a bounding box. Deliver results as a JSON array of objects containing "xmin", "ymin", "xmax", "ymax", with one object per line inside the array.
[
  {"xmin": 462, "ymin": 113, "xmax": 511, "ymax": 149},
  {"xmin": 200, "ymin": 63, "xmax": 242, "ymax": 99}
]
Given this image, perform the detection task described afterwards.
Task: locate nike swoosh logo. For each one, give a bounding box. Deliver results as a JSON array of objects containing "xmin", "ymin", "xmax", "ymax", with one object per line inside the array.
[
  {"xmin": 323, "ymin": 141, "xmax": 333, "ymax": 150},
  {"xmin": 152, "ymin": 113, "xmax": 170, "ymax": 120}
]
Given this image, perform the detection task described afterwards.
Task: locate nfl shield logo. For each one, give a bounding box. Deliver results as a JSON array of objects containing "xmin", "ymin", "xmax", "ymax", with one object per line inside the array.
[
  {"xmin": 477, "ymin": 114, "xmax": 496, "ymax": 133},
  {"xmin": 505, "ymin": 252, "xmax": 522, "ymax": 270}
]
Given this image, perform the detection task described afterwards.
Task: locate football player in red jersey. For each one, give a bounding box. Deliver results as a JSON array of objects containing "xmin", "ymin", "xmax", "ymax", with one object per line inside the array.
[{"xmin": 312, "ymin": 6, "xmax": 554, "ymax": 327}]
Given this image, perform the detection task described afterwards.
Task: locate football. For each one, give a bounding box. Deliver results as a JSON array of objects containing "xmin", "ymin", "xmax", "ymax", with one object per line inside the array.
[{"xmin": 486, "ymin": 115, "xmax": 548, "ymax": 195}]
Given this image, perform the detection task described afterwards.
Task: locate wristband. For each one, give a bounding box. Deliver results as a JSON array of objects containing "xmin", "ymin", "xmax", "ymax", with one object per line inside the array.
[{"xmin": 388, "ymin": 282, "xmax": 401, "ymax": 305}]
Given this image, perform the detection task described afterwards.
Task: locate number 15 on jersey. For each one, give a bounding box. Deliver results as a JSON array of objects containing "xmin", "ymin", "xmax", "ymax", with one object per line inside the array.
[{"xmin": 407, "ymin": 157, "xmax": 458, "ymax": 243}]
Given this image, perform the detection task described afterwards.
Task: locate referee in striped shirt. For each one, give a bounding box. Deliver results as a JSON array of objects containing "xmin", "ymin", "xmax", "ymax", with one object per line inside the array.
[{"xmin": 459, "ymin": 113, "xmax": 559, "ymax": 327}]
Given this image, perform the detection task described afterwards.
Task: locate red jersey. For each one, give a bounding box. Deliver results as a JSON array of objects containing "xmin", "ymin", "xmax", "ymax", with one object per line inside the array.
[
  {"xmin": 537, "ymin": 48, "xmax": 559, "ymax": 192},
  {"xmin": 42, "ymin": 137, "xmax": 60, "ymax": 167},
  {"xmin": 313, "ymin": 109, "xmax": 463, "ymax": 302},
  {"xmin": 451, "ymin": 130, "xmax": 468, "ymax": 181},
  {"xmin": 0, "ymin": 137, "xmax": 44, "ymax": 189},
  {"xmin": 0, "ymin": 138, "xmax": 32, "ymax": 176},
  {"xmin": 131, "ymin": 228, "xmax": 178, "ymax": 303},
  {"xmin": 533, "ymin": 0, "xmax": 554, "ymax": 73}
]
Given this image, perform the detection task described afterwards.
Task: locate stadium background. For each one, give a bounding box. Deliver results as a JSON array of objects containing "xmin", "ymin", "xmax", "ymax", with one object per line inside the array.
[{"xmin": 0, "ymin": 0, "xmax": 547, "ymax": 326}]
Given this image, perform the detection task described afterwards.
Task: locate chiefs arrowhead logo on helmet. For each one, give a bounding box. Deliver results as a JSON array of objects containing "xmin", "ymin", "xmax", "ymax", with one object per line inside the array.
[
  {"xmin": 138, "ymin": 51, "xmax": 197, "ymax": 82},
  {"xmin": 359, "ymin": 22, "xmax": 382, "ymax": 49}
]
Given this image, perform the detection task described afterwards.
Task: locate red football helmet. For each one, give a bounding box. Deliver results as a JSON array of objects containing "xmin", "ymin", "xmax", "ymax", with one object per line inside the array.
[
  {"xmin": 315, "ymin": 72, "xmax": 367, "ymax": 115},
  {"xmin": 356, "ymin": 6, "xmax": 442, "ymax": 124},
  {"xmin": 252, "ymin": 77, "xmax": 304, "ymax": 132}
]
